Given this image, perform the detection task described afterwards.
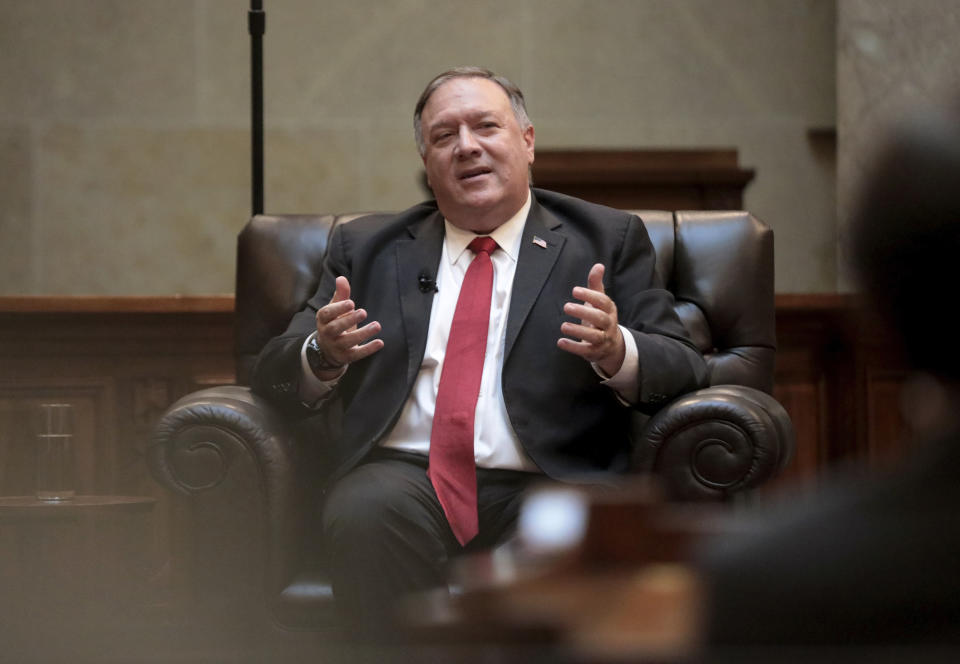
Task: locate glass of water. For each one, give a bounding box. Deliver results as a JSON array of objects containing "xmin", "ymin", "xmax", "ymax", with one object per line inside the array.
[{"xmin": 36, "ymin": 403, "xmax": 76, "ymax": 501}]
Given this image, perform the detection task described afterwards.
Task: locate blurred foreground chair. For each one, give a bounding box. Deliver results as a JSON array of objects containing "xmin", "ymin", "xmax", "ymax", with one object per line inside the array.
[{"xmin": 147, "ymin": 209, "xmax": 794, "ymax": 636}]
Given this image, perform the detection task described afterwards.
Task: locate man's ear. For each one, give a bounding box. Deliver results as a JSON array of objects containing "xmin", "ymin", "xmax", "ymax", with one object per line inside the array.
[{"xmin": 524, "ymin": 124, "xmax": 536, "ymax": 164}]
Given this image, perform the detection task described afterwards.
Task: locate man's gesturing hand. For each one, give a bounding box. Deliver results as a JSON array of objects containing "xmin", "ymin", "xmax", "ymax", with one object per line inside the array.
[
  {"xmin": 557, "ymin": 263, "xmax": 626, "ymax": 377},
  {"xmin": 313, "ymin": 276, "xmax": 384, "ymax": 379}
]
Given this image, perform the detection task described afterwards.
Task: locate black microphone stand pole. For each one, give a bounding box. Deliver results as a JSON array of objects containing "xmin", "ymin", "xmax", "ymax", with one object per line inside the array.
[{"xmin": 249, "ymin": 1, "xmax": 265, "ymax": 215}]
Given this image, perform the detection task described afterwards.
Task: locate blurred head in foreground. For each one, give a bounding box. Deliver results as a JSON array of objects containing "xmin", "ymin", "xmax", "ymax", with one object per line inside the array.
[
  {"xmin": 849, "ymin": 107, "xmax": 960, "ymax": 382},
  {"xmin": 849, "ymin": 106, "xmax": 960, "ymax": 437},
  {"xmin": 701, "ymin": 104, "xmax": 960, "ymax": 649}
]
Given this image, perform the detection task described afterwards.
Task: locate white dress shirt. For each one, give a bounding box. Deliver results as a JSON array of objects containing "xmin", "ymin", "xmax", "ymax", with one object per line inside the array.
[
  {"xmin": 298, "ymin": 191, "xmax": 640, "ymax": 471},
  {"xmin": 381, "ymin": 195, "xmax": 536, "ymax": 470}
]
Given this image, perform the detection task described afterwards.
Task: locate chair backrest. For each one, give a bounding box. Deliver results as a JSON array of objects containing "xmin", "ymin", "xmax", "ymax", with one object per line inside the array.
[{"xmin": 234, "ymin": 210, "xmax": 775, "ymax": 392}]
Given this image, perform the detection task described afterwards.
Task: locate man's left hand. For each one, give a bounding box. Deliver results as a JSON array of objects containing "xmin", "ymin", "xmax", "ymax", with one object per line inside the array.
[{"xmin": 557, "ymin": 263, "xmax": 626, "ymax": 377}]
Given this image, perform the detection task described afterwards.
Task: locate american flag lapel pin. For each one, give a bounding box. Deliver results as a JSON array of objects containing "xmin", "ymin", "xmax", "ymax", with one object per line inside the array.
[{"xmin": 532, "ymin": 235, "xmax": 547, "ymax": 249}]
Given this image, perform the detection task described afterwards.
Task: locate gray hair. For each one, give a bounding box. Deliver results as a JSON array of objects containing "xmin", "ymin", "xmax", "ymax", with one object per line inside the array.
[{"xmin": 413, "ymin": 67, "xmax": 531, "ymax": 156}]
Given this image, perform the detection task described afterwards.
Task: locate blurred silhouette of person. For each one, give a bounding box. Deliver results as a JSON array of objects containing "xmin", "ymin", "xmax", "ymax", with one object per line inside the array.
[{"xmin": 699, "ymin": 105, "xmax": 960, "ymax": 649}]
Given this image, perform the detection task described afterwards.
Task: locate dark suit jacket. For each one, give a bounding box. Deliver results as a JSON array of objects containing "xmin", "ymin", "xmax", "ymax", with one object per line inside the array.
[{"xmin": 252, "ymin": 188, "xmax": 707, "ymax": 483}]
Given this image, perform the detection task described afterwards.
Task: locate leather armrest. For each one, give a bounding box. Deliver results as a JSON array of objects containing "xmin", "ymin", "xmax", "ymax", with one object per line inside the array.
[
  {"xmin": 148, "ymin": 385, "xmax": 296, "ymax": 496},
  {"xmin": 633, "ymin": 386, "xmax": 796, "ymax": 501},
  {"xmin": 147, "ymin": 385, "xmax": 322, "ymax": 622}
]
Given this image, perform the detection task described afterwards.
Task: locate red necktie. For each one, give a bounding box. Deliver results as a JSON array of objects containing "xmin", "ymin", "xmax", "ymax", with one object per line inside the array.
[{"xmin": 429, "ymin": 236, "xmax": 498, "ymax": 546}]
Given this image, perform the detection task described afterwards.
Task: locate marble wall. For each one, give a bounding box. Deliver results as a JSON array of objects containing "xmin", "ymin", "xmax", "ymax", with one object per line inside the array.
[
  {"xmin": 837, "ymin": 0, "xmax": 960, "ymax": 291},
  {"xmin": 1, "ymin": 0, "xmax": 837, "ymax": 294}
]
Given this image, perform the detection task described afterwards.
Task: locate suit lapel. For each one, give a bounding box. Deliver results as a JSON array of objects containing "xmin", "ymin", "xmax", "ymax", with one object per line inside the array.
[
  {"xmin": 505, "ymin": 197, "xmax": 565, "ymax": 361},
  {"xmin": 396, "ymin": 211, "xmax": 445, "ymax": 385}
]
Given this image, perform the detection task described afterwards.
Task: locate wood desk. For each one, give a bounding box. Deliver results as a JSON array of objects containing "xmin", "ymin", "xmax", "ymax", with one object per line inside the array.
[{"xmin": 403, "ymin": 487, "xmax": 731, "ymax": 663}]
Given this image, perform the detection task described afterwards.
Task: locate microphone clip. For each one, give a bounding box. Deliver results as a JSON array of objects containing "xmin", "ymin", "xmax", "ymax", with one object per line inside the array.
[{"xmin": 418, "ymin": 273, "xmax": 438, "ymax": 294}]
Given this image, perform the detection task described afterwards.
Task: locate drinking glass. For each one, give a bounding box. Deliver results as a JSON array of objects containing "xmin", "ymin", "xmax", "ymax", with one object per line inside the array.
[{"xmin": 36, "ymin": 403, "xmax": 75, "ymax": 501}]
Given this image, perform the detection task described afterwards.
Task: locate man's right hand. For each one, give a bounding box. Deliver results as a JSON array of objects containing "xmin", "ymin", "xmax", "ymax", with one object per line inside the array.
[{"xmin": 312, "ymin": 276, "xmax": 384, "ymax": 379}]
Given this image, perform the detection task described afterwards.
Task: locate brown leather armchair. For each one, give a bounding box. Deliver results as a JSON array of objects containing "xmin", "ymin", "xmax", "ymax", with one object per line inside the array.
[{"xmin": 148, "ymin": 209, "xmax": 793, "ymax": 636}]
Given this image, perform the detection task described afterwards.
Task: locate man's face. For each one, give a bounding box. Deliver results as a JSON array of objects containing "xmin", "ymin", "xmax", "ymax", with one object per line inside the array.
[{"xmin": 419, "ymin": 77, "xmax": 535, "ymax": 233}]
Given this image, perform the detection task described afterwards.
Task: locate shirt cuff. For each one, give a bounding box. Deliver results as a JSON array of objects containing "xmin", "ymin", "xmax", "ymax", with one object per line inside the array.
[
  {"xmin": 299, "ymin": 332, "xmax": 345, "ymax": 406},
  {"xmin": 593, "ymin": 325, "xmax": 640, "ymax": 405}
]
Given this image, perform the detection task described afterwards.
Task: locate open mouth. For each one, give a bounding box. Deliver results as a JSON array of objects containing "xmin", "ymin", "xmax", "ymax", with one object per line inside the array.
[{"xmin": 459, "ymin": 167, "xmax": 492, "ymax": 181}]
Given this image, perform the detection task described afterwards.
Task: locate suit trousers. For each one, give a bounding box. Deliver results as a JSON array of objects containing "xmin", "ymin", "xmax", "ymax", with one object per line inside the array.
[{"xmin": 320, "ymin": 448, "xmax": 540, "ymax": 636}]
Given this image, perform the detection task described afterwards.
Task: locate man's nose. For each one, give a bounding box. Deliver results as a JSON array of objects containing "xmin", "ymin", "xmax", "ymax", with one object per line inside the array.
[{"xmin": 454, "ymin": 126, "xmax": 481, "ymax": 157}]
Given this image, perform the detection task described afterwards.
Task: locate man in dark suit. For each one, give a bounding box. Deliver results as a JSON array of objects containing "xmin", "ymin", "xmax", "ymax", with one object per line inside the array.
[{"xmin": 252, "ymin": 67, "xmax": 707, "ymax": 630}]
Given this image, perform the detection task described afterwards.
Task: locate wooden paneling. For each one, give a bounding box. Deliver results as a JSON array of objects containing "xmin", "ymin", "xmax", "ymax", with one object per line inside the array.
[
  {"xmin": 772, "ymin": 294, "xmax": 912, "ymax": 487},
  {"xmin": 773, "ymin": 294, "xmax": 858, "ymax": 485},
  {"xmin": 0, "ymin": 293, "xmax": 914, "ymax": 600},
  {"xmin": 772, "ymin": 378, "xmax": 825, "ymax": 484},
  {"xmin": 532, "ymin": 149, "xmax": 756, "ymax": 210},
  {"xmin": 0, "ymin": 296, "xmax": 235, "ymax": 616},
  {"xmin": 0, "ymin": 293, "xmax": 909, "ymax": 487}
]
